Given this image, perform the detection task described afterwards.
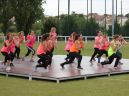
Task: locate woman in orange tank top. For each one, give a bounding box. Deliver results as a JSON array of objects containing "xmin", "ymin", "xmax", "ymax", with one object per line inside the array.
[{"xmin": 60, "ymin": 34, "xmax": 83, "ymax": 70}]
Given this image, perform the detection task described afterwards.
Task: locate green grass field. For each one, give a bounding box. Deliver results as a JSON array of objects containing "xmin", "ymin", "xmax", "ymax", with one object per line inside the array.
[{"xmin": 0, "ymin": 41, "xmax": 129, "ymax": 96}]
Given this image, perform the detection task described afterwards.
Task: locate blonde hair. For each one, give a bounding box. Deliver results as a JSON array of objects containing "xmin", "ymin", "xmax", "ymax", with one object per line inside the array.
[{"xmin": 50, "ymin": 27, "xmax": 56, "ymax": 32}]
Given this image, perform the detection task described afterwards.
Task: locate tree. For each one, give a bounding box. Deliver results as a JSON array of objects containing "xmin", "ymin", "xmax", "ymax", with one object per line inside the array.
[
  {"xmin": 123, "ymin": 19, "xmax": 129, "ymax": 36},
  {"xmin": 0, "ymin": 0, "xmax": 45, "ymax": 35},
  {"xmin": 85, "ymin": 18, "xmax": 100, "ymax": 36},
  {"xmin": 60, "ymin": 13, "xmax": 79, "ymax": 36},
  {"xmin": 107, "ymin": 21, "xmax": 121, "ymax": 36},
  {"xmin": 11, "ymin": 0, "xmax": 45, "ymax": 36},
  {"xmin": 0, "ymin": 0, "xmax": 14, "ymax": 34},
  {"xmin": 42, "ymin": 17, "xmax": 58, "ymax": 34}
]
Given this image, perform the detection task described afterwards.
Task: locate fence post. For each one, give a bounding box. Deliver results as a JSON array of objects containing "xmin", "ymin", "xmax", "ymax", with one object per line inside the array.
[
  {"xmin": 65, "ymin": 36, "xmax": 67, "ymax": 43},
  {"xmin": 85, "ymin": 36, "xmax": 87, "ymax": 43}
]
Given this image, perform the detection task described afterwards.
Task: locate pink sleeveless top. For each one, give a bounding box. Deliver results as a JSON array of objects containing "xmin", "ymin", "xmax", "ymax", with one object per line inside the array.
[
  {"xmin": 37, "ymin": 43, "xmax": 45, "ymax": 55},
  {"xmin": 26, "ymin": 35, "xmax": 36, "ymax": 47},
  {"xmin": 94, "ymin": 36, "xmax": 102, "ymax": 49},
  {"xmin": 1, "ymin": 40, "xmax": 9, "ymax": 53},
  {"xmin": 64, "ymin": 38, "xmax": 73, "ymax": 51}
]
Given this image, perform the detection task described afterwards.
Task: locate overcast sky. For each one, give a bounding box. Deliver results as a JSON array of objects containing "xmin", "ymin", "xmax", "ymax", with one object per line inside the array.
[{"xmin": 43, "ymin": 0, "xmax": 129, "ymax": 16}]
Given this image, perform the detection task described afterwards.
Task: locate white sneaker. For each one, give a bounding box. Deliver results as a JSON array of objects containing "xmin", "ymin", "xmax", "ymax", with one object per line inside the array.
[{"xmin": 6, "ymin": 66, "xmax": 11, "ymax": 71}]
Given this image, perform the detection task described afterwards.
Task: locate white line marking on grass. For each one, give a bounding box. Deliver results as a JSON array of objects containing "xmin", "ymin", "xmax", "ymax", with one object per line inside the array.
[{"xmin": 98, "ymin": 78, "xmax": 129, "ymax": 82}]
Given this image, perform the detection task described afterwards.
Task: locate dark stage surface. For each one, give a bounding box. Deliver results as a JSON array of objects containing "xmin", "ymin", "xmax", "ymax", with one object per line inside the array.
[{"xmin": 0, "ymin": 55, "xmax": 129, "ymax": 83}]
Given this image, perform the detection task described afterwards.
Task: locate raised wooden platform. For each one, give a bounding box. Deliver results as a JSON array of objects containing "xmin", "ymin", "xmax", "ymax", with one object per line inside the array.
[{"xmin": 0, "ymin": 55, "xmax": 129, "ymax": 83}]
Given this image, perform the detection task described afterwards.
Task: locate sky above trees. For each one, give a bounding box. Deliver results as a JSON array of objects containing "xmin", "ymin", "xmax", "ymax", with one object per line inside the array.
[{"xmin": 43, "ymin": 0, "xmax": 129, "ymax": 16}]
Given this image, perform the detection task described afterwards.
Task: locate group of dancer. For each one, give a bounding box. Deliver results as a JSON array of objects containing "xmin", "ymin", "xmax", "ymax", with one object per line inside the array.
[
  {"xmin": 90, "ymin": 31, "xmax": 127, "ymax": 69},
  {"xmin": 0, "ymin": 27, "xmax": 127, "ymax": 71},
  {"xmin": 1, "ymin": 27, "xmax": 57, "ymax": 71},
  {"xmin": 1, "ymin": 31, "xmax": 24, "ymax": 68},
  {"xmin": 60, "ymin": 32, "xmax": 84, "ymax": 69}
]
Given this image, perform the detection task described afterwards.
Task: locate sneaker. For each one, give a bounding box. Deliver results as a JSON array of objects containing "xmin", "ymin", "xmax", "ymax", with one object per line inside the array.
[
  {"xmin": 89, "ymin": 61, "xmax": 93, "ymax": 66},
  {"xmin": 77, "ymin": 67, "xmax": 83, "ymax": 70},
  {"xmin": 60, "ymin": 64, "xmax": 64, "ymax": 69},
  {"xmin": 114, "ymin": 67, "xmax": 119, "ymax": 70},
  {"xmin": 118, "ymin": 61, "xmax": 123, "ymax": 65},
  {"xmin": 93, "ymin": 58, "xmax": 96, "ymax": 61},
  {"xmin": 104, "ymin": 59, "xmax": 109, "ymax": 62},
  {"xmin": 6, "ymin": 66, "xmax": 11, "ymax": 71},
  {"xmin": 10, "ymin": 63, "xmax": 14, "ymax": 67}
]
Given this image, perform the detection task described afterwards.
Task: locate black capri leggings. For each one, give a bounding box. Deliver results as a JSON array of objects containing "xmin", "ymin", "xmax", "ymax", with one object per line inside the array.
[
  {"xmin": 61, "ymin": 52, "xmax": 82, "ymax": 68},
  {"xmin": 25, "ymin": 46, "xmax": 35, "ymax": 56},
  {"xmin": 1, "ymin": 52, "xmax": 10, "ymax": 63},
  {"xmin": 14, "ymin": 46, "xmax": 20, "ymax": 58},
  {"xmin": 97, "ymin": 50, "xmax": 108, "ymax": 63},
  {"xmin": 101, "ymin": 53, "xmax": 121, "ymax": 67},
  {"xmin": 90, "ymin": 48, "xmax": 100, "ymax": 61}
]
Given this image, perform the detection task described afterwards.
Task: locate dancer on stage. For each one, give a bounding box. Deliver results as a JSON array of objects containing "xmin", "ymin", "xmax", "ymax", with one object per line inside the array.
[
  {"xmin": 64, "ymin": 32, "xmax": 77, "ymax": 61},
  {"xmin": 22, "ymin": 31, "xmax": 36, "ymax": 62},
  {"xmin": 46, "ymin": 35, "xmax": 55, "ymax": 65},
  {"xmin": 90, "ymin": 31, "xmax": 103, "ymax": 65},
  {"xmin": 97, "ymin": 34, "xmax": 109, "ymax": 65},
  {"xmin": 14, "ymin": 31, "xmax": 24, "ymax": 59},
  {"xmin": 60, "ymin": 34, "xmax": 83, "ymax": 70},
  {"xmin": 37, "ymin": 33, "xmax": 55, "ymax": 66},
  {"xmin": 1, "ymin": 33, "xmax": 12, "ymax": 65},
  {"xmin": 101, "ymin": 35, "xmax": 121, "ymax": 69},
  {"xmin": 1, "ymin": 32, "xmax": 15, "ymax": 70},
  {"xmin": 49, "ymin": 27, "xmax": 57, "ymax": 51},
  {"xmin": 116, "ymin": 35, "xmax": 127, "ymax": 64},
  {"xmin": 35, "ymin": 34, "xmax": 50, "ymax": 70},
  {"xmin": 78, "ymin": 33, "xmax": 84, "ymax": 54}
]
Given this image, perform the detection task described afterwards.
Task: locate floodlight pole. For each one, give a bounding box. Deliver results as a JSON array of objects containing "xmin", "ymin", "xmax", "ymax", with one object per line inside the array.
[
  {"xmin": 112, "ymin": 0, "xmax": 115, "ymax": 36},
  {"xmin": 58, "ymin": 0, "xmax": 60, "ymax": 35},
  {"xmin": 91, "ymin": 0, "xmax": 92, "ymax": 19},
  {"xmin": 68, "ymin": 0, "xmax": 70, "ymax": 35},
  {"xmin": 116, "ymin": 0, "xmax": 117, "ymax": 23},
  {"xmin": 121, "ymin": 0, "xmax": 122, "ymax": 27},
  {"xmin": 105, "ymin": 0, "xmax": 107, "ymax": 33},
  {"xmin": 87, "ymin": 0, "xmax": 89, "ymax": 33}
]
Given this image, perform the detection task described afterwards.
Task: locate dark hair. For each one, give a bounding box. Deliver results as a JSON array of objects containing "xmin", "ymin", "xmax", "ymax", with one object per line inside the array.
[
  {"xmin": 74, "ymin": 34, "xmax": 80, "ymax": 41},
  {"xmin": 6, "ymin": 33, "xmax": 11, "ymax": 40},
  {"xmin": 41, "ymin": 33, "xmax": 49, "ymax": 42},
  {"xmin": 113, "ymin": 35, "xmax": 119, "ymax": 40}
]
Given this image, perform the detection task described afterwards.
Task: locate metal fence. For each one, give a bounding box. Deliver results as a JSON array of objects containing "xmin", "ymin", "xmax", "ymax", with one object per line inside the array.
[
  {"xmin": 1, "ymin": 36, "xmax": 129, "ymax": 43},
  {"xmin": 37, "ymin": 36, "xmax": 129, "ymax": 43}
]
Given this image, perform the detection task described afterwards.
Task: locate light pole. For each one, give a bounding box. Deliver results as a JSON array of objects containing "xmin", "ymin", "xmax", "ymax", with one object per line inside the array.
[
  {"xmin": 68, "ymin": 0, "xmax": 70, "ymax": 35},
  {"xmin": 105, "ymin": 0, "xmax": 107, "ymax": 33},
  {"xmin": 116, "ymin": 0, "xmax": 117, "ymax": 22},
  {"xmin": 112, "ymin": 0, "xmax": 115, "ymax": 36},
  {"xmin": 121, "ymin": 0, "xmax": 122, "ymax": 27},
  {"xmin": 91, "ymin": 0, "xmax": 92, "ymax": 19},
  {"xmin": 87, "ymin": 0, "xmax": 89, "ymax": 33},
  {"xmin": 58, "ymin": 0, "xmax": 60, "ymax": 35}
]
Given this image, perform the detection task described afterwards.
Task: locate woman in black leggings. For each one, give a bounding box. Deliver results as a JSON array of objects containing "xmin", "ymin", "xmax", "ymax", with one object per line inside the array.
[{"xmin": 60, "ymin": 35, "xmax": 83, "ymax": 70}]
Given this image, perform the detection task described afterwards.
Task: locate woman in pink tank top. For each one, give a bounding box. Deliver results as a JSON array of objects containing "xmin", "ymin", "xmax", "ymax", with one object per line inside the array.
[
  {"xmin": 23, "ymin": 31, "xmax": 36, "ymax": 62},
  {"xmin": 35, "ymin": 34, "xmax": 50, "ymax": 71},
  {"xmin": 1, "ymin": 32, "xmax": 14, "ymax": 66},
  {"xmin": 14, "ymin": 31, "xmax": 24, "ymax": 59},
  {"xmin": 90, "ymin": 31, "xmax": 103, "ymax": 65}
]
